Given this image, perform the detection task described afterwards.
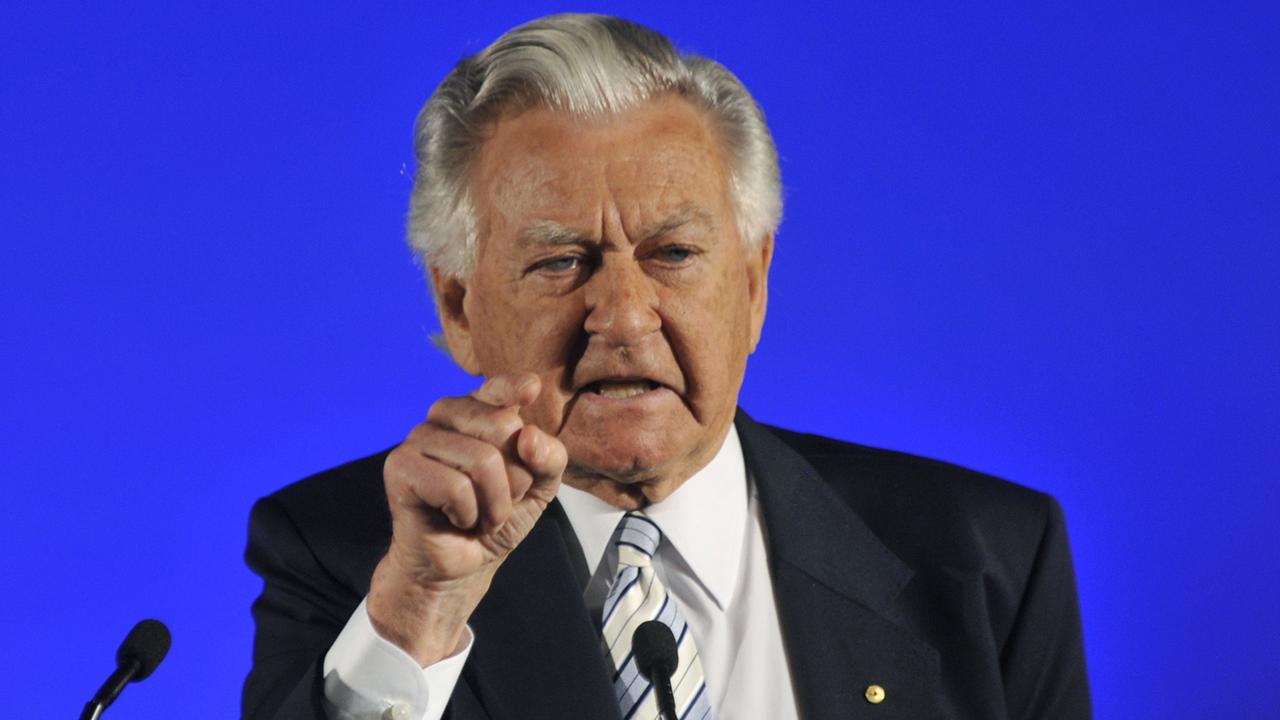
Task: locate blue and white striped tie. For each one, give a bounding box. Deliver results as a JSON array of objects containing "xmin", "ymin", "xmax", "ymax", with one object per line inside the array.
[{"xmin": 601, "ymin": 512, "xmax": 715, "ymax": 720}]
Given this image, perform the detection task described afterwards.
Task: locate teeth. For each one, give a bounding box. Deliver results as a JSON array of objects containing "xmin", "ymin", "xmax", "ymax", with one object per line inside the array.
[{"xmin": 593, "ymin": 381, "xmax": 654, "ymax": 398}]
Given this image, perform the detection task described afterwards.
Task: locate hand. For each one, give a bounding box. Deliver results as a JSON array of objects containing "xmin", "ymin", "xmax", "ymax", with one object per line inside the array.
[{"xmin": 367, "ymin": 372, "xmax": 567, "ymax": 665}]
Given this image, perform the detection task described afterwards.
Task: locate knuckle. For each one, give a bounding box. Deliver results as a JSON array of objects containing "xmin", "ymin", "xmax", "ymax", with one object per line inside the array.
[
  {"xmin": 404, "ymin": 421, "xmax": 435, "ymax": 445},
  {"xmin": 383, "ymin": 450, "xmax": 418, "ymax": 489},
  {"xmin": 486, "ymin": 408, "xmax": 523, "ymax": 439},
  {"xmin": 426, "ymin": 397, "xmax": 456, "ymax": 423},
  {"xmin": 382, "ymin": 465, "xmax": 406, "ymax": 493},
  {"xmin": 475, "ymin": 446, "xmax": 506, "ymax": 478},
  {"xmin": 383, "ymin": 448, "xmax": 405, "ymax": 476},
  {"xmin": 442, "ymin": 475, "xmax": 473, "ymax": 507},
  {"xmin": 416, "ymin": 424, "xmax": 463, "ymax": 457}
]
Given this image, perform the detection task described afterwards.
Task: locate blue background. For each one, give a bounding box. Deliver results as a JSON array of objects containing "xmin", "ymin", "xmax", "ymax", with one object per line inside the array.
[{"xmin": 2, "ymin": 2, "xmax": 1277, "ymax": 717}]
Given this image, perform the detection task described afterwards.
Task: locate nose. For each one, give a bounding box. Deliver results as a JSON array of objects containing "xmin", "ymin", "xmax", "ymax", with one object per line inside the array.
[{"xmin": 582, "ymin": 255, "xmax": 661, "ymax": 346}]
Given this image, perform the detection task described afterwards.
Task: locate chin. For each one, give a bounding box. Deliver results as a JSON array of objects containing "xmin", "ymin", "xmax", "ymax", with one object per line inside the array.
[{"xmin": 561, "ymin": 431, "xmax": 681, "ymax": 482}]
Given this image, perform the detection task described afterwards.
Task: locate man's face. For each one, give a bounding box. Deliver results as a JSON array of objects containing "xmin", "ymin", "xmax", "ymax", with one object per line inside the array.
[{"xmin": 436, "ymin": 95, "xmax": 772, "ymax": 506}]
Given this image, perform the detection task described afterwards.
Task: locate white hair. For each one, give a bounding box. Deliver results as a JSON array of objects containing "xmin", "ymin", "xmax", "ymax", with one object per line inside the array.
[{"xmin": 406, "ymin": 13, "xmax": 783, "ymax": 279}]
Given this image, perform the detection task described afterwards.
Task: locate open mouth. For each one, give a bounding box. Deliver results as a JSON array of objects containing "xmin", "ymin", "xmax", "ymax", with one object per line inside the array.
[{"xmin": 583, "ymin": 379, "xmax": 660, "ymax": 399}]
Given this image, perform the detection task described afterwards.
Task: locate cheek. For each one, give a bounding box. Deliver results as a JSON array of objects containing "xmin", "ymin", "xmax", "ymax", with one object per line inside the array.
[
  {"xmin": 668, "ymin": 280, "xmax": 753, "ymax": 396},
  {"xmin": 471, "ymin": 302, "xmax": 523, "ymax": 369},
  {"xmin": 473, "ymin": 297, "xmax": 584, "ymax": 373}
]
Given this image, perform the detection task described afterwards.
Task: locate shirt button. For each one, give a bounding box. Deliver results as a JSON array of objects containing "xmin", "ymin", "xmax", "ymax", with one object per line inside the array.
[
  {"xmin": 383, "ymin": 702, "xmax": 411, "ymax": 720},
  {"xmin": 865, "ymin": 684, "xmax": 886, "ymax": 704}
]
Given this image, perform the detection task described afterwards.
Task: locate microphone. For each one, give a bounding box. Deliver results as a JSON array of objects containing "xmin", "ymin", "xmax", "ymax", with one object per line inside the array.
[
  {"xmin": 80, "ymin": 619, "xmax": 171, "ymax": 720},
  {"xmin": 633, "ymin": 620, "xmax": 679, "ymax": 719}
]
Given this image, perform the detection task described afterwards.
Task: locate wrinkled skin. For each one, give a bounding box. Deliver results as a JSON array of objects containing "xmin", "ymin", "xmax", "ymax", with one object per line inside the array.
[
  {"xmin": 372, "ymin": 95, "xmax": 773, "ymax": 664},
  {"xmin": 439, "ymin": 94, "xmax": 773, "ymax": 506}
]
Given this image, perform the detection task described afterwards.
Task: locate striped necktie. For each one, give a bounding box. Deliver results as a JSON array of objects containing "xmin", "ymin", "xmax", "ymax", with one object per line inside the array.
[{"xmin": 601, "ymin": 512, "xmax": 715, "ymax": 720}]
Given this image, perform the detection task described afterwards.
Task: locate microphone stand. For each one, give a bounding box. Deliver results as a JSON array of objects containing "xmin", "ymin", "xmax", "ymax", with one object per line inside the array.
[
  {"xmin": 79, "ymin": 658, "xmax": 141, "ymax": 720},
  {"xmin": 653, "ymin": 675, "xmax": 678, "ymax": 720},
  {"xmin": 633, "ymin": 621, "xmax": 680, "ymax": 720}
]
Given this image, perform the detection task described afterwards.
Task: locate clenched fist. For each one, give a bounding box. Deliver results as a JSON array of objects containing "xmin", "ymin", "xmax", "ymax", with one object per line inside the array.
[{"xmin": 367, "ymin": 372, "xmax": 567, "ymax": 665}]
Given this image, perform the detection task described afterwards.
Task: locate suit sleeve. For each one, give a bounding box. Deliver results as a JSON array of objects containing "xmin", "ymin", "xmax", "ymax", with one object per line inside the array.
[
  {"xmin": 243, "ymin": 496, "xmax": 356, "ymax": 720},
  {"xmin": 242, "ymin": 496, "xmax": 491, "ymax": 720},
  {"xmin": 1000, "ymin": 495, "xmax": 1092, "ymax": 719}
]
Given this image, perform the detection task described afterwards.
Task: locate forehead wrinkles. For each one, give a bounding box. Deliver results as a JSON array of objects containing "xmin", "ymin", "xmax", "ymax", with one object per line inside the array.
[
  {"xmin": 475, "ymin": 137, "xmax": 605, "ymax": 243},
  {"xmin": 606, "ymin": 137, "xmax": 723, "ymax": 195},
  {"xmin": 485, "ymin": 153, "xmax": 571, "ymax": 229},
  {"xmin": 472, "ymin": 100, "xmax": 732, "ymax": 241}
]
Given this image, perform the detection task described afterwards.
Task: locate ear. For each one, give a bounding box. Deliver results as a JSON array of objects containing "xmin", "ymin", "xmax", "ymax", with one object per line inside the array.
[
  {"xmin": 430, "ymin": 265, "xmax": 482, "ymax": 375},
  {"xmin": 746, "ymin": 233, "xmax": 774, "ymax": 353}
]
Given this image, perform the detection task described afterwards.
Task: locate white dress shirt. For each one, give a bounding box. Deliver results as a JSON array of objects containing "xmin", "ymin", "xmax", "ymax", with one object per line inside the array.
[{"xmin": 322, "ymin": 426, "xmax": 800, "ymax": 720}]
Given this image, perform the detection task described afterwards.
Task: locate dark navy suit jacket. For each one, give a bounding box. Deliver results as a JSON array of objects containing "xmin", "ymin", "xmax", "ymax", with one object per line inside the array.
[{"xmin": 243, "ymin": 412, "xmax": 1091, "ymax": 719}]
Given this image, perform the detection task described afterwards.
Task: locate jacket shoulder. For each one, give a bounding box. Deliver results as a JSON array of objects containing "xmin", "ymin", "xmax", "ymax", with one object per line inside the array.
[
  {"xmin": 765, "ymin": 424, "xmax": 1047, "ymax": 504},
  {"xmin": 267, "ymin": 448, "xmax": 393, "ymax": 521},
  {"xmin": 250, "ymin": 448, "xmax": 396, "ymax": 594},
  {"xmin": 242, "ymin": 449, "xmax": 398, "ymax": 720},
  {"xmin": 753, "ymin": 422, "xmax": 1092, "ymax": 718},
  {"xmin": 759, "ymin": 423, "xmax": 1062, "ymax": 572}
]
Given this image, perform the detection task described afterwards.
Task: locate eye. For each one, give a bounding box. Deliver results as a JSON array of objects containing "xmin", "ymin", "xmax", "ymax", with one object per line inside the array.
[
  {"xmin": 538, "ymin": 256, "xmax": 581, "ymax": 273},
  {"xmin": 653, "ymin": 246, "xmax": 696, "ymax": 264},
  {"xmin": 542, "ymin": 256, "xmax": 578, "ymax": 270}
]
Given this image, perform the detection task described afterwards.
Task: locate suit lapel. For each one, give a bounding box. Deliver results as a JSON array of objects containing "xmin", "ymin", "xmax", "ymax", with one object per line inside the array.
[
  {"xmin": 737, "ymin": 413, "xmax": 944, "ymax": 719},
  {"xmin": 459, "ymin": 416, "xmax": 944, "ymax": 719},
  {"xmin": 464, "ymin": 501, "xmax": 620, "ymax": 720}
]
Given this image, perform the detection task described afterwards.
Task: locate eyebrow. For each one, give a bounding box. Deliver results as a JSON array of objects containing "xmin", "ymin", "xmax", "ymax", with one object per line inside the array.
[
  {"xmin": 518, "ymin": 204, "xmax": 716, "ymax": 248},
  {"xmin": 519, "ymin": 221, "xmax": 595, "ymax": 247},
  {"xmin": 642, "ymin": 204, "xmax": 718, "ymax": 243}
]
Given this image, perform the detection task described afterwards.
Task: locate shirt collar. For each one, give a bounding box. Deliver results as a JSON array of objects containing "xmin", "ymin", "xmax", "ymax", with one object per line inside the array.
[{"xmin": 556, "ymin": 424, "xmax": 748, "ymax": 610}]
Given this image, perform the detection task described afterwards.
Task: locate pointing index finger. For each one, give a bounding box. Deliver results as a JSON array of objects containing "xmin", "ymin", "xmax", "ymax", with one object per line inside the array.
[{"xmin": 472, "ymin": 372, "xmax": 541, "ymax": 409}]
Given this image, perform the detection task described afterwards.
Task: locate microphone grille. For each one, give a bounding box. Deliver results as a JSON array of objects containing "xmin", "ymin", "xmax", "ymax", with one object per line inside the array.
[
  {"xmin": 117, "ymin": 619, "xmax": 171, "ymax": 681},
  {"xmin": 632, "ymin": 620, "xmax": 678, "ymax": 680}
]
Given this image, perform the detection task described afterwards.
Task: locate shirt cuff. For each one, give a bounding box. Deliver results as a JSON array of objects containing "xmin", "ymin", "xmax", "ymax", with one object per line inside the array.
[{"xmin": 322, "ymin": 597, "xmax": 473, "ymax": 720}]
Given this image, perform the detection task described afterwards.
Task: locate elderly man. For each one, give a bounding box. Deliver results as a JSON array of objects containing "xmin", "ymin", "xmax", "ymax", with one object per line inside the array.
[{"xmin": 244, "ymin": 14, "xmax": 1090, "ymax": 720}]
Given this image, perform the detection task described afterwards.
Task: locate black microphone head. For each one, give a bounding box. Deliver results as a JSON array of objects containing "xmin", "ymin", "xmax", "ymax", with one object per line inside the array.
[
  {"xmin": 116, "ymin": 619, "xmax": 171, "ymax": 681},
  {"xmin": 632, "ymin": 620, "xmax": 678, "ymax": 681}
]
